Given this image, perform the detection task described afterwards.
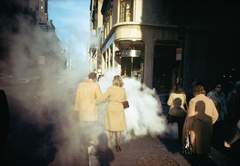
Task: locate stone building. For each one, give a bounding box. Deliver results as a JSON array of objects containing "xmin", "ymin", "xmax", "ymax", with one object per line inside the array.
[
  {"xmin": 0, "ymin": 0, "xmax": 66, "ymax": 76},
  {"xmin": 89, "ymin": 0, "xmax": 104, "ymax": 74},
  {"xmin": 90, "ymin": 0, "xmax": 181, "ymax": 93},
  {"xmin": 27, "ymin": 0, "xmax": 48, "ymax": 24},
  {"xmin": 90, "ymin": 0, "xmax": 240, "ymax": 95}
]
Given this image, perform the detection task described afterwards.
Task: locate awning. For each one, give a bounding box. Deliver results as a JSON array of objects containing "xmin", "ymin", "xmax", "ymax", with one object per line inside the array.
[{"xmin": 119, "ymin": 50, "xmax": 142, "ymax": 57}]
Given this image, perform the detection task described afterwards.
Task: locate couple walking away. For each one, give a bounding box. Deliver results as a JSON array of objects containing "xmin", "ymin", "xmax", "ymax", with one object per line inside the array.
[{"xmin": 74, "ymin": 72, "xmax": 127, "ymax": 152}]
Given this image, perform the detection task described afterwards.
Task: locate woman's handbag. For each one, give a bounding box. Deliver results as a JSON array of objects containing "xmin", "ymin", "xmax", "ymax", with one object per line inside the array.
[
  {"xmin": 182, "ymin": 132, "xmax": 193, "ymax": 155},
  {"xmin": 122, "ymin": 100, "xmax": 129, "ymax": 109}
]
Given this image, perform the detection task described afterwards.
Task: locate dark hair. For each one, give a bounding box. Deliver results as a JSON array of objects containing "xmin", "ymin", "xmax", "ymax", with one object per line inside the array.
[
  {"xmin": 88, "ymin": 72, "xmax": 97, "ymax": 80},
  {"xmin": 193, "ymin": 84, "xmax": 206, "ymax": 96},
  {"xmin": 171, "ymin": 84, "xmax": 185, "ymax": 94},
  {"xmin": 215, "ymin": 84, "xmax": 222, "ymax": 88},
  {"xmin": 175, "ymin": 85, "xmax": 185, "ymax": 94}
]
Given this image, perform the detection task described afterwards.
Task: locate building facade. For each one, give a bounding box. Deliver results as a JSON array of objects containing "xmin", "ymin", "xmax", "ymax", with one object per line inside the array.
[
  {"xmin": 27, "ymin": 0, "xmax": 48, "ymax": 24},
  {"xmin": 89, "ymin": 0, "xmax": 104, "ymax": 74},
  {"xmin": 90, "ymin": 0, "xmax": 181, "ymax": 93},
  {"xmin": 90, "ymin": 0, "xmax": 240, "ymax": 95},
  {"xmin": 0, "ymin": 0, "xmax": 66, "ymax": 75}
]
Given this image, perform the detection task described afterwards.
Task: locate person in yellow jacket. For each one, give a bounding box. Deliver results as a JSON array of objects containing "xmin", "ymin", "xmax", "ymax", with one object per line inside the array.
[
  {"xmin": 74, "ymin": 72, "xmax": 102, "ymax": 122},
  {"xmin": 102, "ymin": 75, "xmax": 127, "ymax": 152},
  {"xmin": 183, "ymin": 84, "xmax": 218, "ymax": 159},
  {"xmin": 74, "ymin": 72, "xmax": 103, "ymax": 165}
]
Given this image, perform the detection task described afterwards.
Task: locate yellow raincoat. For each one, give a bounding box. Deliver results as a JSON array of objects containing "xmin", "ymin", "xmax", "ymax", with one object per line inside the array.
[
  {"xmin": 103, "ymin": 86, "xmax": 127, "ymax": 132},
  {"xmin": 74, "ymin": 79, "xmax": 102, "ymax": 122}
]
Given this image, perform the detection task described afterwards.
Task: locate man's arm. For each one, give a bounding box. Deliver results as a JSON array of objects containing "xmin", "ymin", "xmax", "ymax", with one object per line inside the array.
[{"xmin": 95, "ymin": 84, "xmax": 103, "ymax": 104}]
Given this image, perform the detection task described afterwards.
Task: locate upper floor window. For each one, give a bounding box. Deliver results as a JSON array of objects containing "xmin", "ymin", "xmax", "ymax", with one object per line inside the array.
[{"xmin": 120, "ymin": 0, "xmax": 133, "ymax": 22}]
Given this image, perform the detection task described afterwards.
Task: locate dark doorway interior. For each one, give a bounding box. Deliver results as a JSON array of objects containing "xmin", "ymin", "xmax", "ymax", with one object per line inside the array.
[
  {"xmin": 153, "ymin": 43, "xmax": 178, "ymax": 94},
  {"xmin": 121, "ymin": 57, "xmax": 143, "ymax": 81}
]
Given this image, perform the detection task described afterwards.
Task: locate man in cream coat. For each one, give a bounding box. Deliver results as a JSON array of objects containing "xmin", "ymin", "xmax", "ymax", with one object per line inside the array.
[
  {"xmin": 74, "ymin": 72, "xmax": 102, "ymax": 122},
  {"xmin": 187, "ymin": 85, "xmax": 219, "ymax": 123},
  {"xmin": 184, "ymin": 84, "xmax": 218, "ymax": 159}
]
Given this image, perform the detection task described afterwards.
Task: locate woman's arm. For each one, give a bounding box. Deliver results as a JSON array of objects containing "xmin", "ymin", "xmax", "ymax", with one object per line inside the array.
[{"xmin": 95, "ymin": 84, "xmax": 103, "ymax": 104}]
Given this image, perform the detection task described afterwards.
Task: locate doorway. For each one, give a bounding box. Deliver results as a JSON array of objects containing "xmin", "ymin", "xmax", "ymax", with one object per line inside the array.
[{"xmin": 153, "ymin": 42, "xmax": 179, "ymax": 94}]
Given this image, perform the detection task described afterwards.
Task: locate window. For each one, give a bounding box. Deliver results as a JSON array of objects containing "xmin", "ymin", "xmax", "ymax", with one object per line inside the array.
[{"xmin": 120, "ymin": 0, "xmax": 133, "ymax": 22}]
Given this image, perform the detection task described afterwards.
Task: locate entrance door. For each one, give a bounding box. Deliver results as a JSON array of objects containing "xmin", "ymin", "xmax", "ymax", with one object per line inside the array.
[{"xmin": 153, "ymin": 43, "xmax": 178, "ymax": 94}]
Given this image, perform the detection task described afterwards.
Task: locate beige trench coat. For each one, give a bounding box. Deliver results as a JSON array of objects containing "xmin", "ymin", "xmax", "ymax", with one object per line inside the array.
[
  {"xmin": 74, "ymin": 79, "xmax": 102, "ymax": 122},
  {"xmin": 103, "ymin": 86, "xmax": 127, "ymax": 132}
]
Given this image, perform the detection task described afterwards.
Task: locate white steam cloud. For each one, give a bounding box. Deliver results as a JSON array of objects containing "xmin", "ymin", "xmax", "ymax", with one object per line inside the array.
[
  {"xmin": 1, "ymin": 15, "xmax": 90, "ymax": 165},
  {"xmin": 98, "ymin": 69, "xmax": 168, "ymax": 139},
  {"xmin": 3, "ymin": 16, "xmax": 88, "ymax": 126}
]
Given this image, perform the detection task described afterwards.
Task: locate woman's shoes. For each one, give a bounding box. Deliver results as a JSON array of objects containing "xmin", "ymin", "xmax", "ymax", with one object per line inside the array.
[{"xmin": 115, "ymin": 145, "xmax": 122, "ymax": 152}]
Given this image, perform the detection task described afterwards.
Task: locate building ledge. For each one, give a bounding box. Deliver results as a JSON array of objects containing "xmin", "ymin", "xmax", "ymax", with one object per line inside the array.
[
  {"xmin": 101, "ymin": 22, "xmax": 178, "ymax": 52},
  {"xmin": 114, "ymin": 22, "xmax": 178, "ymax": 29}
]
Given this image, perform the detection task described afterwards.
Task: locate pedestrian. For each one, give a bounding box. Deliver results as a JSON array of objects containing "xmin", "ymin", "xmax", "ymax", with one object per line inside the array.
[
  {"xmin": 207, "ymin": 83, "xmax": 227, "ymax": 121},
  {"xmin": 167, "ymin": 85, "xmax": 187, "ymax": 143},
  {"xmin": 74, "ymin": 72, "xmax": 103, "ymax": 164},
  {"xmin": 226, "ymin": 81, "xmax": 240, "ymax": 125},
  {"xmin": 225, "ymin": 81, "xmax": 240, "ymax": 148},
  {"xmin": 224, "ymin": 120, "xmax": 240, "ymax": 148},
  {"xmin": 183, "ymin": 84, "xmax": 218, "ymax": 158},
  {"xmin": 102, "ymin": 75, "xmax": 127, "ymax": 152},
  {"xmin": 168, "ymin": 85, "xmax": 188, "ymax": 110},
  {"xmin": 74, "ymin": 72, "xmax": 103, "ymax": 122}
]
